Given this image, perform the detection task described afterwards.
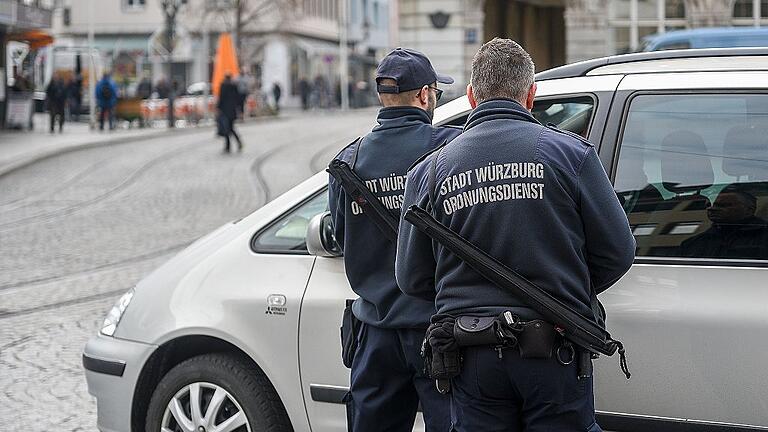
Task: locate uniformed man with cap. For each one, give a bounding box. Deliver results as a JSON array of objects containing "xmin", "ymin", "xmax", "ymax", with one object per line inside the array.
[
  {"xmin": 328, "ymin": 48, "xmax": 462, "ymax": 431},
  {"xmin": 396, "ymin": 38, "xmax": 636, "ymax": 431}
]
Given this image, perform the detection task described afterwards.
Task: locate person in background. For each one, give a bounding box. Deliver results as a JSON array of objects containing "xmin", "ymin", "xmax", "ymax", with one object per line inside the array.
[
  {"xmin": 66, "ymin": 73, "xmax": 82, "ymax": 122},
  {"xmin": 236, "ymin": 68, "xmax": 252, "ymax": 117},
  {"xmin": 137, "ymin": 75, "xmax": 152, "ymax": 100},
  {"xmin": 217, "ymin": 73, "xmax": 244, "ymax": 153},
  {"xmin": 299, "ymin": 78, "xmax": 311, "ymax": 110},
  {"xmin": 96, "ymin": 72, "xmax": 118, "ymax": 131},
  {"xmin": 46, "ymin": 73, "xmax": 67, "ymax": 133},
  {"xmin": 272, "ymin": 81, "xmax": 282, "ymax": 114},
  {"xmin": 154, "ymin": 78, "xmax": 170, "ymax": 99}
]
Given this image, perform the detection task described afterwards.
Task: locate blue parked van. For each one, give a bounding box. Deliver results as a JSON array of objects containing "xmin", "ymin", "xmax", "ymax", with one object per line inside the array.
[{"xmin": 642, "ymin": 27, "xmax": 768, "ymax": 51}]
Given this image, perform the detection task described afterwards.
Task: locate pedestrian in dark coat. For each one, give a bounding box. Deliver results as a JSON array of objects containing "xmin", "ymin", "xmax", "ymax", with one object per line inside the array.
[
  {"xmin": 217, "ymin": 74, "xmax": 243, "ymax": 153},
  {"xmin": 46, "ymin": 74, "xmax": 67, "ymax": 133},
  {"xmin": 66, "ymin": 74, "xmax": 82, "ymax": 122},
  {"xmin": 299, "ymin": 78, "xmax": 310, "ymax": 110},
  {"xmin": 272, "ymin": 82, "xmax": 282, "ymax": 113}
]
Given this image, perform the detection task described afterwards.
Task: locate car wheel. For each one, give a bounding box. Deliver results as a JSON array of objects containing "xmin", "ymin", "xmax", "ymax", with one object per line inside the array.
[{"xmin": 146, "ymin": 353, "xmax": 293, "ymax": 432}]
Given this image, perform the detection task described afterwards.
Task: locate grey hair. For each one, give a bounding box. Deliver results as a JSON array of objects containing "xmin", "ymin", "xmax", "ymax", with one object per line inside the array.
[{"xmin": 470, "ymin": 38, "xmax": 535, "ymax": 104}]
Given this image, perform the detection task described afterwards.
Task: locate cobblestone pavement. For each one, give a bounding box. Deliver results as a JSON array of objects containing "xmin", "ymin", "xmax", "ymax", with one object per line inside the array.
[{"xmin": 0, "ymin": 109, "xmax": 376, "ymax": 431}]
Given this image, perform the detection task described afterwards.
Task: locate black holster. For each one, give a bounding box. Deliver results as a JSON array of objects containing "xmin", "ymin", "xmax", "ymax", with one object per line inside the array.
[
  {"xmin": 340, "ymin": 299, "xmax": 362, "ymax": 369},
  {"xmin": 422, "ymin": 316, "xmax": 462, "ymax": 394}
]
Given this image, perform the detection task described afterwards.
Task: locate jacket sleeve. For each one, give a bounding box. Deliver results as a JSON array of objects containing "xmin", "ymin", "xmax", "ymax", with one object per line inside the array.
[
  {"xmin": 579, "ymin": 148, "xmax": 636, "ymax": 294},
  {"xmin": 395, "ymin": 161, "xmax": 437, "ymax": 301}
]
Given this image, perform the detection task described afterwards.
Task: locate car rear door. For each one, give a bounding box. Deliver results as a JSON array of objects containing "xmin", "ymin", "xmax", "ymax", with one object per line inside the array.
[
  {"xmin": 596, "ymin": 71, "xmax": 768, "ymax": 430},
  {"xmin": 297, "ymin": 75, "xmax": 624, "ymax": 432}
]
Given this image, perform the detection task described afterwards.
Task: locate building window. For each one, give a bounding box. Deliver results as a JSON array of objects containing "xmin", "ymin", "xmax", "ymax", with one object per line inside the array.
[
  {"xmin": 665, "ymin": 0, "xmax": 686, "ymax": 18},
  {"xmin": 609, "ymin": 0, "xmax": 688, "ymax": 53},
  {"xmin": 732, "ymin": 0, "xmax": 768, "ymax": 25},
  {"xmin": 123, "ymin": 0, "xmax": 146, "ymax": 10}
]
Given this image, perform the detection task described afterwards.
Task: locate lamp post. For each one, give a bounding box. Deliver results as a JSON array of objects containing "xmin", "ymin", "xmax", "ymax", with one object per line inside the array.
[
  {"xmin": 88, "ymin": 0, "xmax": 96, "ymax": 129},
  {"xmin": 161, "ymin": 0, "xmax": 183, "ymax": 128},
  {"xmin": 339, "ymin": 0, "xmax": 349, "ymax": 111}
]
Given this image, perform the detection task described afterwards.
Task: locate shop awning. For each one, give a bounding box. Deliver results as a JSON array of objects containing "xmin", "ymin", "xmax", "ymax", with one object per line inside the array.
[{"xmin": 6, "ymin": 30, "xmax": 54, "ymax": 49}]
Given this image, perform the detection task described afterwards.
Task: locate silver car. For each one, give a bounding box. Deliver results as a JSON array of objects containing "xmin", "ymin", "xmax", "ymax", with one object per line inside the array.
[{"xmin": 84, "ymin": 48, "xmax": 768, "ymax": 432}]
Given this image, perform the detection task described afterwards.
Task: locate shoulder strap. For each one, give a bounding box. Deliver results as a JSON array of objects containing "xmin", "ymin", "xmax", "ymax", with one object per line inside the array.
[
  {"xmin": 426, "ymin": 146, "xmax": 444, "ymax": 214},
  {"xmin": 350, "ymin": 137, "xmax": 363, "ymax": 168}
]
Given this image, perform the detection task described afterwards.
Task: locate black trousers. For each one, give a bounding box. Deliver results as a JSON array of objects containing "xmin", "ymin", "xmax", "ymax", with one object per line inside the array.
[
  {"xmin": 223, "ymin": 116, "xmax": 242, "ymax": 152},
  {"xmin": 99, "ymin": 107, "xmax": 114, "ymax": 130},
  {"xmin": 451, "ymin": 346, "xmax": 602, "ymax": 432},
  {"xmin": 347, "ymin": 324, "xmax": 450, "ymax": 432},
  {"xmin": 49, "ymin": 106, "xmax": 64, "ymax": 132}
]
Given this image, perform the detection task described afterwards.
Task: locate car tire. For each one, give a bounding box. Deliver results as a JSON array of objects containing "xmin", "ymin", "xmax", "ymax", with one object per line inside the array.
[{"xmin": 145, "ymin": 353, "xmax": 293, "ymax": 432}]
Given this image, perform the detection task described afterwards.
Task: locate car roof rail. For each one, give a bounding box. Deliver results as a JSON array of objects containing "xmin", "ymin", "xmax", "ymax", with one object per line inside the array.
[{"xmin": 535, "ymin": 47, "xmax": 768, "ymax": 81}]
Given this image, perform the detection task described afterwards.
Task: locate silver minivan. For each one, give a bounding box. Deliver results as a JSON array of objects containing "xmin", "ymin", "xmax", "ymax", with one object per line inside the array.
[{"xmin": 84, "ymin": 48, "xmax": 768, "ymax": 432}]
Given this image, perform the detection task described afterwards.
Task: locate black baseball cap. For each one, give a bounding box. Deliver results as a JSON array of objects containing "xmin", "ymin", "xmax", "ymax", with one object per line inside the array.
[{"xmin": 376, "ymin": 48, "xmax": 453, "ymax": 94}]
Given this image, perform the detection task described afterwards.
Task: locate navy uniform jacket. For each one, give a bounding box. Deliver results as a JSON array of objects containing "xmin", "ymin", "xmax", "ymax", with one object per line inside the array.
[
  {"xmin": 329, "ymin": 106, "xmax": 462, "ymax": 329},
  {"xmin": 396, "ymin": 99, "xmax": 636, "ymax": 322}
]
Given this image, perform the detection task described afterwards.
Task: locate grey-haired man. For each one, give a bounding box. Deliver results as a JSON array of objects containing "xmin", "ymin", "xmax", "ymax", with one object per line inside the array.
[{"xmin": 396, "ymin": 38, "xmax": 635, "ymax": 431}]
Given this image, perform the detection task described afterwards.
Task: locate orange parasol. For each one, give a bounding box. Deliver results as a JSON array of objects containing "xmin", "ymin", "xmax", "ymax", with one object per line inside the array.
[
  {"xmin": 6, "ymin": 30, "xmax": 54, "ymax": 49},
  {"xmin": 211, "ymin": 33, "xmax": 239, "ymax": 98}
]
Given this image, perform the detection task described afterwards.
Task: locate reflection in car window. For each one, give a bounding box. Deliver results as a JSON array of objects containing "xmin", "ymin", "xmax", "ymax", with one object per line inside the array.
[
  {"xmin": 252, "ymin": 192, "xmax": 329, "ymax": 254},
  {"xmin": 532, "ymin": 96, "xmax": 594, "ymax": 138},
  {"xmin": 614, "ymin": 94, "xmax": 768, "ymax": 260}
]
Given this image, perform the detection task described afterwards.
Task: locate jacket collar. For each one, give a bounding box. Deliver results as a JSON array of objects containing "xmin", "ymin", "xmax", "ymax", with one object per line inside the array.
[
  {"xmin": 372, "ymin": 106, "xmax": 432, "ymax": 132},
  {"xmin": 464, "ymin": 98, "xmax": 540, "ymax": 132}
]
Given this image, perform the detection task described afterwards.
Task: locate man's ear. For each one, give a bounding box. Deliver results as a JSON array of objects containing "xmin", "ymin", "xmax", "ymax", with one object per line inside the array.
[
  {"xmin": 418, "ymin": 85, "xmax": 430, "ymax": 107},
  {"xmin": 525, "ymin": 83, "xmax": 537, "ymax": 111},
  {"xmin": 467, "ymin": 84, "xmax": 478, "ymax": 109}
]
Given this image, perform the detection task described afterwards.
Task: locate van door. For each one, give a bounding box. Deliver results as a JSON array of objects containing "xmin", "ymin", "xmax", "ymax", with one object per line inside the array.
[{"xmin": 596, "ymin": 73, "xmax": 768, "ymax": 429}]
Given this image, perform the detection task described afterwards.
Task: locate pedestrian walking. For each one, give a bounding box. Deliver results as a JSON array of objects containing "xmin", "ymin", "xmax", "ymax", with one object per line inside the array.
[
  {"xmin": 299, "ymin": 78, "xmax": 310, "ymax": 110},
  {"xmin": 328, "ymin": 48, "xmax": 461, "ymax": 432},
  {"xmin": 396, "ymin": 38, "xmax": 637, "ymax": 432},
  {"xmin": 45, "ymin": 73, "xmax": 67, "ymax": 133},
  {"xmin": 271, "ymin": 82, "xmax": 282, "ymax": 113},
  {"xmin": 217, "ymin": 73, "xmax": 243, "ymax": 153},
  {"xmin": 236, "ymin": 69, "xmax": 252, "ymax": 117},
  {"xmin": 96, "ymin": 73, "xmax": 118, "ymax": 131},
  {"xmin": 66, "ymin": 74, "xmax": 82, "ymax": 122},
  {"xmin": 137, "ymin": 75, "xmax": 152, "ymax": 99}
]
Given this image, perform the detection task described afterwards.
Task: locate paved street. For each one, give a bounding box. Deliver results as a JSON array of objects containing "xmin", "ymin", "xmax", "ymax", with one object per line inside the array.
[{"xmin": 0, "ymin": 109, "xmax": 376, "ymax": 431}]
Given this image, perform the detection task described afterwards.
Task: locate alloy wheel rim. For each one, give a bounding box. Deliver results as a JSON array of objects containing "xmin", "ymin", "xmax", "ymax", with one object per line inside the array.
[{"xmin": 161, "ymin": 382, "xmax": 251, "ymax": 432}]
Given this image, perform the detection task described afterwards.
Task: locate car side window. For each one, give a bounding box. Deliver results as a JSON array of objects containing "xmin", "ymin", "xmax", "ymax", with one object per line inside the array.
[
  {"xmin": 532, "ymin": 96, "xmax": 594, "ymax": 138},
  {"xmin": 614, "ymin": 93, "xmax": 768, "ymax": 261},
  {"xmin": 439, "ymin": 96, "xmax": 595, "ymax": 137},
  {"xmin": 252, "ymin": 192, "xmax": 329, "ymax": 254}
]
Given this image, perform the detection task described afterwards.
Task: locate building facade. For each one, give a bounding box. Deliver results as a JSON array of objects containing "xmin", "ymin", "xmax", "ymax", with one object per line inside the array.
[
  {"xmin": 397, "ymin": 0, "xmax": 766, "ymax": 98},
  {"xmin": 51, "ymin": 0, "xmax": 390, "ymax": 107}
]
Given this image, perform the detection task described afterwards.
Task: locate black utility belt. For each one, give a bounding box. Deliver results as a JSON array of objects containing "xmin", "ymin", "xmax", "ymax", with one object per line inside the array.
[{"xmin": 454, "ymin": 312, "xmax": 575, "ymax": 365}]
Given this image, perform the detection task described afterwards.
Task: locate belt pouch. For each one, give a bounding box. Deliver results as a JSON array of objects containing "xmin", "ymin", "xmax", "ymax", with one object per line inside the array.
[
  {"xmin": 517, "ymin": 320, "xmax": 557, "ymax": 359},
  {"xmin": 454, "ymin": 316, "xmax": 499, "ymax": 347},
  {"xmin": 340, "ymin": 299, "xmax": 361, "ymax": 368}
]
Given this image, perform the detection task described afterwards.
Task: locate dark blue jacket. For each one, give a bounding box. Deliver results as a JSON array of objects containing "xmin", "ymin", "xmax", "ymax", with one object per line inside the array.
[
  {"xmin": 95, "ymin": 77, "xmax": 118, "ymax": 109},
  {"xmin": 329, "ymin": 107, "xmax": 462, "ymax": 329},
  {"xmin": 396, "ymin": 99, "xmax": 635, "ymax": 322}
]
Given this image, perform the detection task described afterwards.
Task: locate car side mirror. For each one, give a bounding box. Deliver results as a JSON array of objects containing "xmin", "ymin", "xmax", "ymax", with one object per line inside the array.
[{"xmin": 306, "ymin": 212, "xmax": 342, "ymax": 257}]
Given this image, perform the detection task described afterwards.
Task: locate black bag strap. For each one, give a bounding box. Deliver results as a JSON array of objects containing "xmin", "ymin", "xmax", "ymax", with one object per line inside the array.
[
  {"xmin": 426, "ymin": 146, "xmax": 444, "ymax": 214},
  {"xmin": 328, "ymin": 139, "xmax": 399, "ymax": 243}
]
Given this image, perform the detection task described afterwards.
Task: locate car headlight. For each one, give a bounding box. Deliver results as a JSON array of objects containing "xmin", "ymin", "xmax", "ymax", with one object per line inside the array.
[{"xmin": 101, "ymin": 288, "xmax": 135, "ymax": 336}]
